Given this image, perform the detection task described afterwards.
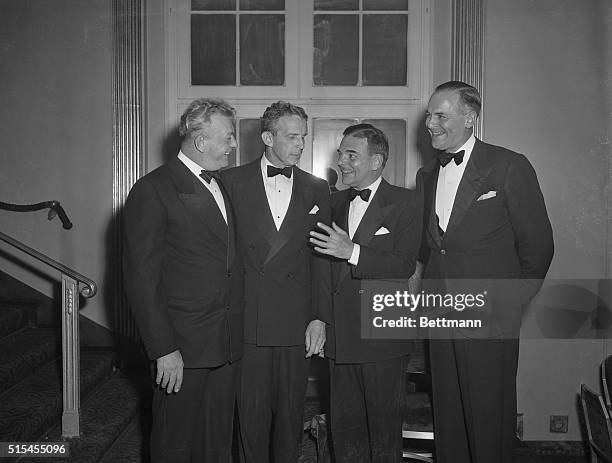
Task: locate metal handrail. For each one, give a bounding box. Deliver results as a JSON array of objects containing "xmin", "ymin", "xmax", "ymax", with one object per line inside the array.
[
  {"xmin": 0, "ymin": 229, "xmax": 97, "ymax": 438},
  {"xmin": 0, "ymin": 231, "xmax": 96, "ymax": 298}
]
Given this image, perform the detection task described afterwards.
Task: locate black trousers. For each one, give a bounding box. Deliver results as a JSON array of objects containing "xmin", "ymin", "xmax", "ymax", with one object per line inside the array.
[
  {"xmin": 237, "ymin": 344, "xmax": 310, "ymax": 463},
  {"xmin": 150, "ymin": 361, "xmax": 239, "ymax": 463},
  {"xmin": 430, "ymin": 339, "xmax": 519, "ymax": 463},
  {"xmin": 329, "ymin": 355, "xmax": 408, "ymax": 463}
]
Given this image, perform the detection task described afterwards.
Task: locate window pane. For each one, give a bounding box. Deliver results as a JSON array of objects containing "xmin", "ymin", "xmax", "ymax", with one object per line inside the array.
[
  {"xmin": 363, "ymin": 15, "xmax": 407, "ymax": 85},
  {"xmin": 192, "ymin": 0, "xmax": 235, "ymax": 10},
  {"xmin": 363, "ymin": 0, "xmax": 408, "ymax": 10},
  {"xmin": 191, "ymin": 15, "xmax": 236, "ymax": 85},
  {"xmin": 312, "ymin": 118, "xmax": 357, "ymax": 182},
  {"xmin": 239, "ymin": 0, "xmax": 284, "ymax": 9},
  {"xmin": 314, "ymin": 0, "xmax": 358, "ymax": 10},
  {"xmin": 238, "ymin": 119, "xmax": 265, "ymax": 165},
  {"xmin": 240, "ymin": 15, "xmax": 285, "ymax": 85},
  {"xmin": 362, "ymin": 119, "xmax": 406, "ymax": 187},
  {"xmin": 313, "ymin": 15, "xmax": 358, "ymax": 86}
]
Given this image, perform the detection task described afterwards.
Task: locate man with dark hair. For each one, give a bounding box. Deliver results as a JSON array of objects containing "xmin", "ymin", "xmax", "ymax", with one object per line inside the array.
[
  {"xmin": 415, "ymin": 81, "xmax": 554, "ymax": 462},
  {"xmin": 222, "ymin": 101, "xmax": 332, "ymax": 463},
  {"xmin": 123, "ymin": 98, "xmax": 244, "ymax": 462},
  {"xmin": 310, "ymin": 123, "xmax": 422, "ymax": 462}
]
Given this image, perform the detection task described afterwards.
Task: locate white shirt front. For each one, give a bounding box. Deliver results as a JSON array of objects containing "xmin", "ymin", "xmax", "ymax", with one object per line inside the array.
[
  {"xmin": 347, "ymin": 176, "xmax": 383, "ymax": 265},
  {"xmin": 435, "ymin": 135, "xmax": 476, "ymax": 231},
  {"xmin": 178, "ymin": 151, "xmax": 227, "ymax": 224},
  {"xmin": 261, "ymin": 155, "xmax": 293, "ymax": 230}
]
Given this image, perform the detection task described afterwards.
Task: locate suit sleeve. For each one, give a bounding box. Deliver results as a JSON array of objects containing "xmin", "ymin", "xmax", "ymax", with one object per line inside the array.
[
  {"xmin": 504, "ymin": 154, "xmax": 554, "ymax": 301},
  {"xmin": 123, "ymin": 179, "xmax": 178, "ymax": 360},
  {"xmin": 311, "ymin": 182, "xmax": 333, "ymax": 324},
  {"xmin": 352, "ymin": 188, "xmax": 423, "ymax": 279}
]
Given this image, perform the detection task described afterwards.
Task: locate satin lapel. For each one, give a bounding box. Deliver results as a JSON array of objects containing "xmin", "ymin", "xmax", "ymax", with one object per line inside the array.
[
  {"xmin": 352, "ymin": 183, "xmax": 394, "ymax": 248},
  {"xmin": 176, "ymin": 169, "xmax": 228, "ymax": 248},
  {"xmin": 237, "ymin": 164, "xmax": 276, "ymax": 254},
  {"xmin": 264, "ymin": 169, "xmax": 313, "ymax": 265},
  {"xmin": 422, "ymin": 164, "xmax": 442, "ymax": 248},
  {"xmin": 333, "ymin": 191, "xmax": 352, "ymax": 287},
  {"xmin": 445, "ymin": 142, "xmax": 491, "ymax": 236},
  {"xmin": 219, "ymin": 182, "xmax": 235, "ymax": 269}
]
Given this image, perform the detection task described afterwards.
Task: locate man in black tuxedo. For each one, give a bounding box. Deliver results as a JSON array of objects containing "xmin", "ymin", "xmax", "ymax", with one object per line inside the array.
[
  {"xmin": 309, "ymin": 124, "xmax": 422, "ymax": 463},
  {"xmin": 123, "ymin": 98, "xmax": 243, "ymax": 462},
  {"xmin": 221, "ymin": 101, "xmax": 332, "ymax": 463},
  {"xmin": 415, "ymin": 81, "xmax": 554, "ymax": 462}
]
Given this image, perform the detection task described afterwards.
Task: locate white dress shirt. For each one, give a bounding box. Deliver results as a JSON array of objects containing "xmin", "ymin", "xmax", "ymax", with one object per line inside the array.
[
  {"xmin": 435, "ymin": 135, "xmax": 476, "ymax": 231},
  {"xmin": 347, "ymin": 176, "xmax": 383, "ymax": 265},
  {"xmin": 178, "ymin": 151, "xmax": 227, "ymax": 224},
  {"xmin": 261, "ymin": 155, "xmax": 293, "ymax": 230}
]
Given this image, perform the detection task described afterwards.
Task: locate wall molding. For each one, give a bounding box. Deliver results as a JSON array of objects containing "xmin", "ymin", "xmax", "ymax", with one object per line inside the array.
[
  {"xmin": 451, "ymin": 0, "xmax": 485, "ymax": 137},
  {"xmin": 111, "ymin": 0, "xmax": 145, "ymax": 341}
]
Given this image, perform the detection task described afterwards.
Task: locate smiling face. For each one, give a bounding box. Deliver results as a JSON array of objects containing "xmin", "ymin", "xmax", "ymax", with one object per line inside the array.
[
  {"xmin": 337, "ymin": 135, "xmax": 382, "ymax": 190},
  {"xmin": 262, "ymin": 114, "xmax": 307, "ymax": 167},
  {"xmin": 425, "ymin": 89, "xmax": 475, "ymax": 152},
  {"xmin": 192, "ymin": 113, "xmax": 237, "ymax": 170}
]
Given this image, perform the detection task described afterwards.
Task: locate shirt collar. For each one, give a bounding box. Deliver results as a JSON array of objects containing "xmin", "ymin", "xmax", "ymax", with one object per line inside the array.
[
  {"xmin": 178, "ymin": 150, "xmax": 206, "ymax": 177},
  {"xmin": 261, "ymin": 154, "xmax": 293, "ymax": 181},
  {"xmin": 357, "ymin": 175, "xmax": 383, "ymax": 200},
  {"xmin": 452, "ymin": 134, "xmax": 476, "ymax": 165}
]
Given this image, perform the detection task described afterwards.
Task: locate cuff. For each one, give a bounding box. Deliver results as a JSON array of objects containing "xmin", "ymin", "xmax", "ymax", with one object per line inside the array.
[{"xmin": 348, "ymin": 244, "xmax": 360, "ymax": 265}]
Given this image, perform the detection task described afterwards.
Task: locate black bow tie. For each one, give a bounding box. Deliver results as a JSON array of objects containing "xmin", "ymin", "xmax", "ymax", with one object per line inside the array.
[
  {"xmin": 200, "ymin": 169, "xmax": 220, "ymax": 184},
  {"xmin": 267, "ymin": 165, "xmax": 292, "ymax": 178},
  {"xmin": 348, "ymin": 188, "xmax": 371, "ymax": 202},
  {"xmin": 438, "ymin": 150, "xmax": 465, "ymax": 167}
]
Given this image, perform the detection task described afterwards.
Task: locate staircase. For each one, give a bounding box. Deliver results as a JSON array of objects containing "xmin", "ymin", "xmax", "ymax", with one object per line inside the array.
[{"xmin": 0, "ymin": 275, "xmax": 150, "ymax": 463}]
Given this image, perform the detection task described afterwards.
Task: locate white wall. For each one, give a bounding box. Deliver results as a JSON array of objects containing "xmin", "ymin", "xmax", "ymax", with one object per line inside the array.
[
  {"xmin": 0, "ymin": 0, "xmax": 113, "ymax": 327},
  {"xmin": 484, "ymin": 0, "xmax": 611, "ymax": 441}
]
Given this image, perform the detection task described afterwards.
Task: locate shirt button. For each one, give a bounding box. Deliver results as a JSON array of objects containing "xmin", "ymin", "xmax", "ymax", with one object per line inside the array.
[
  {"xmin": 441, "ymin": 249, "xmax": 446, "ymax": 255},
  {"xmin": 226, "ymin": 305, "xmax": 230, "ymax": 311}
]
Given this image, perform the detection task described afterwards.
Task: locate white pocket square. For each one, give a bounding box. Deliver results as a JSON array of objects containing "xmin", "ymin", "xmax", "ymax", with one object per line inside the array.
[
  {"xmin": 477, "ymin": 191, "xmax": 497, "ymax": 201},
  {"xmin": 374, "ymin": 226, "xmax": 390, "ymax": 236},
  {"xmin": 309, "ymin": 205, "xmax": 319, "ymax": 214}
]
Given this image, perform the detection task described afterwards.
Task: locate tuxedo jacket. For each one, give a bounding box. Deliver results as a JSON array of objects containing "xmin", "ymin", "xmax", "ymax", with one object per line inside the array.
[
  {"xmin": 326, "ymin": 179, "xmax": 422, "ymax": 364},
  {"xmin": 123, "ymin": 156, "xmax": 244, "ymax": 368},
  {"xmin": 417, "ymin": 139, "xmax": 554, "ymax": 333},
  {"xmin": 221, "ymin": 159, "xmax": 332, "ymax": 346}
]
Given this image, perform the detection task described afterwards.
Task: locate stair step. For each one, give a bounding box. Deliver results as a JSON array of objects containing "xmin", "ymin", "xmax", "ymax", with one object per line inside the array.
[
  {"xmin": 0, "ymin": 327, "xmax": 59, "ymax": 395},
  {"xmin": 99, "ymin": 408, "xmax": 150, "ymax": 463},
  {"xmin": 21, "ymin": 372, "xmax": 148, "ymax": 463},
  {"xmin": 0, "ymin": 349, "xmax": 116, "ymax": 443},
  {"xmin": 0, "ymin": 304, "xmax": 37, "ymax": 339}
]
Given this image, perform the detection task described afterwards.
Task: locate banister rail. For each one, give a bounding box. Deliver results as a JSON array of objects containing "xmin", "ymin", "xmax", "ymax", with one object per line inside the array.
[
  {"xmin": 0, "ymin": 200, "xmax": 73, "ymax": 230},
  {"xmin": 0, "ymin": 230, "xmax": 96, "ymax": 438},
  {"xmin": 0, "ymin": 231, "xmax": 97, "ymax": 297}
]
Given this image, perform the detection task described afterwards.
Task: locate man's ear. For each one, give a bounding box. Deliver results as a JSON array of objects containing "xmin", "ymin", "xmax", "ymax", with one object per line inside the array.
[
  {"xmin": 371, "ymin": 153, "xmax": 383, "ymax": 171},
  {"xmin": 465, "ymin": 110, "xmax": 476, "ymax": 129},
  {"xmin": 194, "ymin": 134, "xmax": 206, "ymax": 153},
  {"xmin": 261, "ymin": 131, "xmax": 274, "ymax": 148}
]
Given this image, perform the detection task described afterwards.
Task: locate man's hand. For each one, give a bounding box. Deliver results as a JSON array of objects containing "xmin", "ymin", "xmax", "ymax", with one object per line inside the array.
[
  {"xmin": 309, "ymin": 222, "xmax": 354, "ymax": 260},
  {"xmin": 156, "ymin": 349, "xmax": 184, "ymax": 394},
  {"xmin": 305, "ymin": 319, "xmax": 326, "ymax": 358}
]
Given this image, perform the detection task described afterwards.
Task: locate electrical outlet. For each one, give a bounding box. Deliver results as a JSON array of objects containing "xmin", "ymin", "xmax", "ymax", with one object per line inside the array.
[
  {"xmin": 550, "ymin": 415, "xmax": 568, "ymax": 433},
  {"xmin": 516, "ymin": 413, "xmax": 524, "ymax": 440}
]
